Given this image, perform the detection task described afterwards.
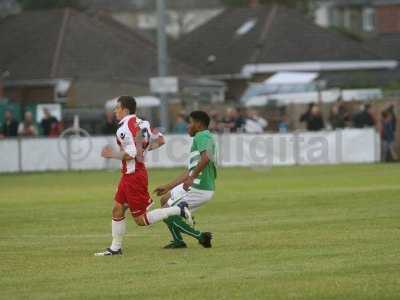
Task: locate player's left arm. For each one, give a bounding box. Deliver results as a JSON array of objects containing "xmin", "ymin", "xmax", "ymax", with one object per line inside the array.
[
  {"xmin": 183, "ymin": 150, "xmax": 209, "ymax": 191},
  {"xmin": 154, "ymin": 169, "xmax": 190, "ymax": 196}
]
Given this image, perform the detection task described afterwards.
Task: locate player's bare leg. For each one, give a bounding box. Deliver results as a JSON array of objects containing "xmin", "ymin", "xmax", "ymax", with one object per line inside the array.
[
  {"xmin": 94, "ymin": 202, "xmax": 127, "ymax": 256},
  {"xmin": 133, "ymin": 201, "xmax": 192, "ymax": 226},
  {"xmin": 95, "ymin": 200, "xmax": 191, "ymax": 256}
]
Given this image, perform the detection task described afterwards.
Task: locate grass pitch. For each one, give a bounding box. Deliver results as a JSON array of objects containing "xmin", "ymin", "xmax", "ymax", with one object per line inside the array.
[{"xmin": 0, "ymin": 164, "xmax": 399, "ymax": 300}]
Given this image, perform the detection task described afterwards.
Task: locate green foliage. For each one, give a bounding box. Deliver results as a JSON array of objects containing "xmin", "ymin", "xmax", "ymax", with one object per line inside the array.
[
  {"xmin": 17, "ymin": 0, "xmax": 82, "ymax": 10},
  {"xmin": 337, "ymin": 71, "xmax": 380, "ymax": 89},
  {"xmin": 329, "ymin": 26, "xmax": 363, "ymax": 42},
  {"xmin": 384, "ymin": 80, "xmax": 400, "ymax": 91},
  {"xmin": 221, "ymin": 0, "xmax": 248, "ymax": 6},
  {"xmin": 221, "ymin": 0, "xmax": 313, "ymax": 15},
  {"xmin": 222, "ymin": 0, "xmax": 311, "ymax": 9}
]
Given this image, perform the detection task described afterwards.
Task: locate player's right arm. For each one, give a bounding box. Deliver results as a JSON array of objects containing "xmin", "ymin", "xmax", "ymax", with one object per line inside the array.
[
  {"xmin": 147, "ymin": 135, "xmax": 165, "ymax": 151},
  {"xmin": 153, "ymin": 170, "xmax": 190, "ymax": 196},
  {"xmin": 101, "ymin": 145, "xmax": 135, "ymax": 161},
  {"xmin": 147, "ymin": 127, "xmax": 165, "ymax": 151}
]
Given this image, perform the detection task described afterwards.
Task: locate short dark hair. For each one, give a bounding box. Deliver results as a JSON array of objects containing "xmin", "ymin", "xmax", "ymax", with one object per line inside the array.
[
  {"xmin": 117, "ymin": 96, "xmax": 136, "ymax": 114},
  {"xmin": 189, "ymin": 110, "xmax": 210, "ymax": 128}
]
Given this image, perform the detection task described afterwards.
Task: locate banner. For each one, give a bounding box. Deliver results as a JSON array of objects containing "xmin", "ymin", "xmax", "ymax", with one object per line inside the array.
[{"xmin": 0, "ymin": 129, "xmax": 380, "ymax": 173}]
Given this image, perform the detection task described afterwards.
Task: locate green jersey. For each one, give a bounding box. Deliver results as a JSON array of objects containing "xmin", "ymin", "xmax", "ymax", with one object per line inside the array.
[{"xmin": 188, "ymin": 130, "xmax": 217, "ymax": 191}]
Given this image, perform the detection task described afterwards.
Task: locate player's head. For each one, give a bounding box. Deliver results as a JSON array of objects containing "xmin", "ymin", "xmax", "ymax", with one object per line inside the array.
[
  {"xmin": 115, "ymin": 96, "xmax": 136, "ymax": 121},
  {"xmin": 188, "ymin": 110, "xmax": 210, "ymax": 137}
]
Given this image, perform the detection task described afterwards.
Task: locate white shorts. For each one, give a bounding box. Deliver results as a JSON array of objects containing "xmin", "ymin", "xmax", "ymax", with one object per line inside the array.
[{"xmin": 167, "ymin": 183, "xmax": 214, "ymax": 212}]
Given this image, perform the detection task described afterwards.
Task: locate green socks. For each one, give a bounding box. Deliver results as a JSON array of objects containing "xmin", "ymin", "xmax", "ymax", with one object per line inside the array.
[
  {"xmin": 164, "ymin": 216, "xmax": 184, "ymax": 244},
  {"xmin": 164, "ymin": 215, "xmax": 203, "ymax": 242}
]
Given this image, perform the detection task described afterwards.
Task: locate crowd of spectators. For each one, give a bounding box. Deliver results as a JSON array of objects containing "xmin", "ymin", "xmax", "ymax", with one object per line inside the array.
[
  {"xmin": 1, "ymin": 103, "xmax": 397, "ymax": 162},
  {"xmin": 170, "ymin": 102, "xmax": 397, "ymax": 141},
  {"xmin": 298, "ymin": 101, "xmax": 397, "ymax": 162},
  {"xmin": 299, "ymin": 101, "xmax": 396, "ymax": 131},
  {"xmin": 169, "ymin": 102, "xmax": 397, "ymax": 161},
  {"xmin": 173, "ymin": 107, "xmax": 268, "ymax": 134},
  {"xmin": 0, "ymin": 108, "xmax": 62, "ymax": 139}
]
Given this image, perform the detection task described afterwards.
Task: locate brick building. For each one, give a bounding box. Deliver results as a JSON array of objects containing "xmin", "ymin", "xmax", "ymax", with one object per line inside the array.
[{"xmin": 315, "ymin": 0, "xmax": 400, "ymax": 36}]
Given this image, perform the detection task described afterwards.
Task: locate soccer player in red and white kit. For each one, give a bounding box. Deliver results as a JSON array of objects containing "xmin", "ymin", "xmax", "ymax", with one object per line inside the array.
[{"xmin": 95, "ymin": 96, "xmax": 192, "ymax": 256}]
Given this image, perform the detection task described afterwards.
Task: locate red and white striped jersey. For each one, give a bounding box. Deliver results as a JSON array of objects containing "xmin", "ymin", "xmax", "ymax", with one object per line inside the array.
[
  {"xmin": 136, "ymin": 118, "xmax": 163, "ymax": 151},
  {"xmin": 116, "ymin": 115, "xmax": 162, "ymax": 174}
]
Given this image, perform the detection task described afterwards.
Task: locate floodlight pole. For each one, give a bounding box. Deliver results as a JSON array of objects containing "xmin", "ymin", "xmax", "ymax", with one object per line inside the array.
[{"xmin": 157, "ymin": 0, "xmax": 169, "ymax": 131}]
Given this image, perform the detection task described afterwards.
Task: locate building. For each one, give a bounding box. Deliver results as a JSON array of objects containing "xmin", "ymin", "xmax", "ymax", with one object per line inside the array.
[
  {"xmin": 83, "ymin": 0, "xmax": 224, "ymax": 39},
  {"xmin": 366, "ymin": 33, "xmax": 400, "ymax": 61},
  {"xmin": 0, "ymin": 8, "xmax": 197, "ymax": 109},
  {"xmin": 0, "ymin": 0, "xmax": 20, "ymax": 18},
  {"xmin": 315, "ymin": 0, "xmax": 400, "ymax": 36},
  {"xmin": 172, "ymin": 5, "xmax": 398, "ymax": 101}
]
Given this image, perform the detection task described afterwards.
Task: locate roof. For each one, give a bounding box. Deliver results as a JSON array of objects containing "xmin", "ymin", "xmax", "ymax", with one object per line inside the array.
[
  {"xmin": 82, "ymin": 0, "xmax": 223, "ymax": 12},
  {"xmin": 171, "ymin": 6, "xmax": 384, "ymax": 76},
  {"xmin": 365, "ymin": 33, "xmax": 400, "ymax": 60},
  {"xmin": 0, "ymin": 9, "xmax": 198, "ymax": 82}
]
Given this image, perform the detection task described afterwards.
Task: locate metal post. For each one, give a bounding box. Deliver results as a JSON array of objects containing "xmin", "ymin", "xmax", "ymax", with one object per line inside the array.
[
  {"xmin": 17, "ymin": 137, "xmax": 22, "ymax": 172},
  {"xmin": 293, "ymin": 131, "xmax": 301, "ymax": 165},
  {"xmin": 157, "ymin": 0, "xmax": 169, "ymax": 131},
  {"xmin": 335, "ymin": 129, "xmax": 343, "ymax": 164},
  {"xmin": 66, "ymin": 136, "xmax": 72, "ymax": 171}
]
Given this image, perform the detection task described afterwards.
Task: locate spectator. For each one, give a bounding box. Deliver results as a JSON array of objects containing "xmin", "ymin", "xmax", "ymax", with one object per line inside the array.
[
  {"xmin": 352, "ymin": 104, "xmax": 375, "ymax": 128},
  {"xmin": 235, "ymin": 108, "xmax": 246, "ymax": 132},
  {"xmin": 300, "ymin": 103, "xmax": 325, "ymax": 131},
  {"xmin": 0, "ymin": 110, "xmax": 18, "ymax": 138},
  {"xmin": 209, "ymin": 110, "xmax": 223, "ymax": 133},
  {"xmin": 18, "ymin": 111, "xmax": 38, "ymax": 137},
  {"xmin": 40, "ymin": 108, "xmax": 60, "ymax": 137},
  {"xmin": 278, "ymin": 115, "xmax": 289, "ymax": 133},
  {"xmin": 172, "ymin": 113, "xmax": 188, "ymax": 134},
  {"xmin": 101, "ymin": 111, "xmax": 118, "ymax": 135},
  {"xmin": 385, "ymin": 104, "xmax": 397, "ymax": 133},
  {"xmin": 299, "ymin": 103, "xmax": 315, "ymax": 131},
  {"xmin": 244, "ymin": 110, "xmax": 267, "ymax": 134},
  {"xmin": 222, "ymin": 107, "xmax": 245, "ymax": 133},
  {"xmin": 329, "ymin": 102, "xmax": 348, "ymax": 130},
  {"xmin": 309, "ymin": 105, "xmax": 325, "ymax": 131},
  {"xmin": 381, "ymin": 111, "xmax": 397, "ymax": 162}
]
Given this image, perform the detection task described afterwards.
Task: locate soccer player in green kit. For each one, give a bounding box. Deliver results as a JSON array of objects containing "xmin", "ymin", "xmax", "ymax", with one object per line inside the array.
[{"xmin": 154, "ymin": 111, "xmax": 217, "ymax": 249}]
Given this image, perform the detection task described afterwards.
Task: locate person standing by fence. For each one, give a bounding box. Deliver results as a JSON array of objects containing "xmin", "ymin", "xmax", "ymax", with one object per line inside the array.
[
  {"xmin": 40, "ymin": 108, "xmax": 60, "ymax": 137},
  {"xmin": 18, "ymin": 111, "xmax": 38, "ymax": 137},
  {"xmin": 381, "ymin": 111, "xmax": 397, "ymax": 162},
  {"xmin": 0, "ymin": 110, "xmax": 18, "ymax": 138}
]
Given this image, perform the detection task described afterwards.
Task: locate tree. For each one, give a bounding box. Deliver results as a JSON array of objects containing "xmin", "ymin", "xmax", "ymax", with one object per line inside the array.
[
  {"xmin": 221, "ymin": 0, "xmax": 315, "ymax": 15},
  {"xmin": 222, "ymin": 0, "xmax": 313, "ymax": 10},
  {"xmin": 17, "ymin": 0, "xmax": 83, "ymax": 10}
]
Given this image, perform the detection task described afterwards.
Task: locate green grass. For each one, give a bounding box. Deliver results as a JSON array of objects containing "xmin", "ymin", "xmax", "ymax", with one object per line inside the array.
[{"xmin": 0, "ymin": 164, "xmax": 400, "ymax": 300}]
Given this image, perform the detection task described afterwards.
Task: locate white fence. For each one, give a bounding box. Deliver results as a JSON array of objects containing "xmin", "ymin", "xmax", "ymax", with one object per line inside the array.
[{"xmin": 0, "ymin": 129, "xmax": 380, "ymax": 173}]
